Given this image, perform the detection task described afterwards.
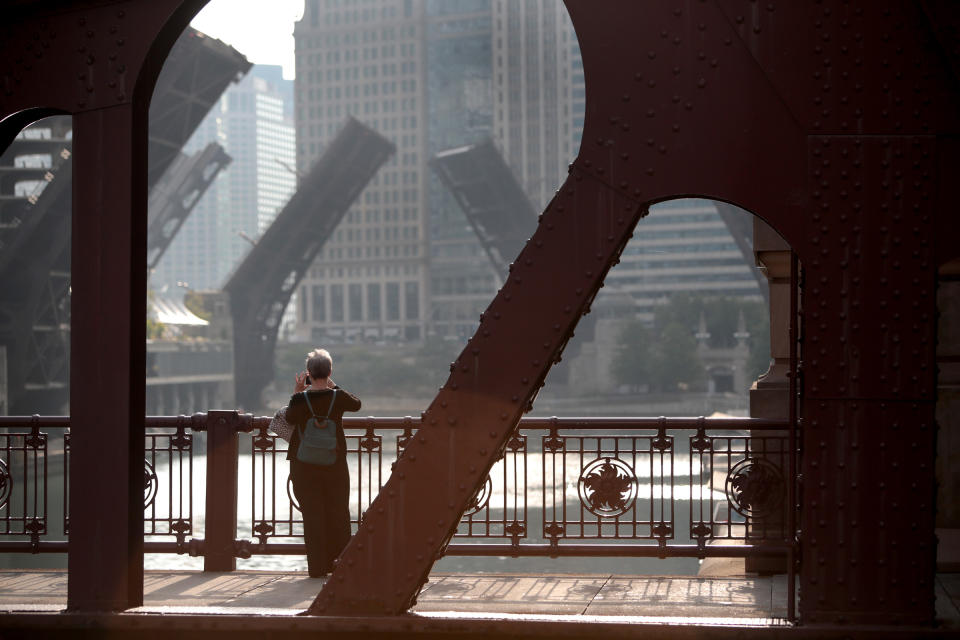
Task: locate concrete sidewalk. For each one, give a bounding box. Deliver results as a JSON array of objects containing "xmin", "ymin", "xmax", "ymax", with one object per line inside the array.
[
  {"xmin": 1, "ymin": 570, "xmax": 958, "ymax": 629},
  {"xmin": 0, "ymin": 570, "xmax": 791, "ymax": 621}
]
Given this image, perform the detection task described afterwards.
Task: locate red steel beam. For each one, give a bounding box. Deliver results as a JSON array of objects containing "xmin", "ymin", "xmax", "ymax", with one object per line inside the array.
[
  {"xmin": 314, "ymin": 0, "xmax": 960, "ymax": 626},
  {"xmin": 1, "ymin": 0, "xmax": 211, "ymax": 612}
]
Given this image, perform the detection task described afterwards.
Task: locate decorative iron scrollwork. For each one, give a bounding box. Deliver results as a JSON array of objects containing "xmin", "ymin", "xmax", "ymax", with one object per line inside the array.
[
  {"xmin": 690, "ymin": 429, "xmax": 710, "ymax": 452},
  {"xmin": 253, "ymin": 520, "xmax": 275, "ymax": 544},
  {"xmin": 360, "ymin": 434, "xmax": 380, "ymax": 451},
  {"xmin": 652, "ymin": 417, "xmax": 672, "ymax": 451},
  {"xmin": 0, "ymin": 459, "xmax": 11, "ymax": 510},
  {"xmin": 463, "ymin": 476, "xmax": 492, "ymax": 516},
  {"xmin": 652, "ymin": 522, "xmax": 673, "ymax": 540},
  {"xmin": 171, "ymin": 422, "xmax": 191, "ymax": 450},
  {"xmin": 652, "ymin": 432, "xmax": 673, "ymax": 452},
  {"xmin": 691, "ymin": 522, "xmax": 712, "ymax": 538},
  {"xmin": 143, "ymin": 460, "xmax": 158, "ymax": 509},
  {"xmin": 25, "ymin": 432, "xmax": 45, "ymax": 450},
  {"xmin": 506, "ymin": 435, "xmax": 525, "ymax": 452},
  {"xmin": 505, "ymin": 520, "xmax": 525, "ymax": 540},
  {"xmin": 577, "ymin": 457, "xmax": 638, "ymax": 518},
  {"xmin": 543, "ymin": 434, "xmax": 563, "ymax": 452},
  {"xmin": 725, "ymin": 457, "xmax": 785, "ymax": 518}
]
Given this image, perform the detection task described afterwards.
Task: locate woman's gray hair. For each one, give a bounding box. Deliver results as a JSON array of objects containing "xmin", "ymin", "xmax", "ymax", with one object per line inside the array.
[{"xmin": 306, "ymin": 348, "xmax": 333, "ymax": 379}]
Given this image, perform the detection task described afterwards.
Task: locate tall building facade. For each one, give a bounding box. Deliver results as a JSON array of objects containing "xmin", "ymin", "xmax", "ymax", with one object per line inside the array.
[
  {"xmin": 610, "ymin": 199, "xmax": 764, "ymax": 320},
  {"xmin": 293, "ymin": 0, "xmax": 431, "ymax": 342},
  {"xmin": 152, "ymin": 64, "xmax": 296, "ymax": 294},
  {"xmin": 425, "ymin": 0, "xmax": 499, "ymax": 338},
  {"xmin": 491, "ymin": 0, "xmax": 583, "ymax": 211},
  {"xmin": 291, "ymin": 1, "xmax": 759, "ymax": 343},
  {"xmin": 489, "ymin": 5, "xmax": 758, "ymax": 319}
]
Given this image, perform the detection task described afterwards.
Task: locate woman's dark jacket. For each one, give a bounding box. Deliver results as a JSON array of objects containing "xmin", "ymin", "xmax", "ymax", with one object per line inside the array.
[{"xmin": 285, "ymin": 387, "xmax": 361, "ymax": 462}]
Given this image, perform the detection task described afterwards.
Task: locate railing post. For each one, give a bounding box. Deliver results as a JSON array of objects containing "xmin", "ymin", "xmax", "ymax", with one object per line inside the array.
[{"xmin": 204, "ymin": 410, "xmax": 239, "ymax": 571}]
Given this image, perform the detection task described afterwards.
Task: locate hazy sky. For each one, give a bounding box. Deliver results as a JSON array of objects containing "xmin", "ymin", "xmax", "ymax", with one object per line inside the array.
[{"xmin": 190, "ymin": 0, "xmax": 305, "ymax": 80}]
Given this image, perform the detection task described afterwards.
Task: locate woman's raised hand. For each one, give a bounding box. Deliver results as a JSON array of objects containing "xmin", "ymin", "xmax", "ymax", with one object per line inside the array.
[{"xmin": 294, "ymin": 372, "xmax": 309, "ymax": 393}]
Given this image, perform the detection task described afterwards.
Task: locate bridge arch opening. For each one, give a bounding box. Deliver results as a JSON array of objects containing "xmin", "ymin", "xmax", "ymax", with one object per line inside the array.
[{"xmin": 0, "ymin": 113, "xmax": 74, "ymax": 416}]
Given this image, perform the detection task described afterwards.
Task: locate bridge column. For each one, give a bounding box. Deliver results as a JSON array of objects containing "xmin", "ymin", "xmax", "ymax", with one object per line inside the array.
[
  {"xmin": 746, "ymin": 219, "xmax": 792, "ymax": 574},
  {"xmin": 68, "ymin": 103, "xmax": 149, "ymax": 610}
]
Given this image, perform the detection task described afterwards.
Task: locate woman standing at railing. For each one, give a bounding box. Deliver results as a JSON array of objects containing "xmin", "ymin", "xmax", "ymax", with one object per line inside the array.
[{"xmin": 269, "ymin": 348, "xmax": 361, "ymax": 578}]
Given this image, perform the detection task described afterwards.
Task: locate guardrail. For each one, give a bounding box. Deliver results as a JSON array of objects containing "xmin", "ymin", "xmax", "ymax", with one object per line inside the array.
[{"xmin": 0, "ymin": 413, "xmax": 796, "ymax": 565}]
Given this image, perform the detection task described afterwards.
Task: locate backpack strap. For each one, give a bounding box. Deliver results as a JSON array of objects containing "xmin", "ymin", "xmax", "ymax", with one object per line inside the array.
[
  {"xmin": 301, "ymin": 389, "xmax": 338, "ymax": 420},
  {"xmin": 323, "ymin": 389, "xmax": 338, "ymax": 419}
]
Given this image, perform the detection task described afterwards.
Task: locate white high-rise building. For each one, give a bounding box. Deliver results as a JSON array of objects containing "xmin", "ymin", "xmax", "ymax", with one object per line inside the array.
[{"xmin": 153, "ymin": 65, "xmax": 296, "ymax": 294}]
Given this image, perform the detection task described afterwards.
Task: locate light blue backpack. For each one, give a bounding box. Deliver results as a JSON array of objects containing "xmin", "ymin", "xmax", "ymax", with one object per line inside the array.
[{"xmin": 297, "ymin": 389, "xmax": 338, "ymax": 465}]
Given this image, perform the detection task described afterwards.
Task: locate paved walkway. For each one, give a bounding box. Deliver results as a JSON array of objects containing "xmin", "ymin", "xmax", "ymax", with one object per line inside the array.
[
  {"xmin": 1, "ymin": 570, "xmax": 958, "ymax": 628},
  {"xmin": 0, "ymin": 570, "xmax": 789, "ymax": 621}
]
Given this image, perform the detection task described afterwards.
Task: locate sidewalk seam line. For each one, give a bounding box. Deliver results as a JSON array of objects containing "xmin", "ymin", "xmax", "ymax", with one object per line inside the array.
[
  {"xmin": 220, "ymin": 574, "xmax": 288, "ymax": 605},
  {"xmin": 581, "ymin": 574, "xmax": 612, "ymax": 616}
]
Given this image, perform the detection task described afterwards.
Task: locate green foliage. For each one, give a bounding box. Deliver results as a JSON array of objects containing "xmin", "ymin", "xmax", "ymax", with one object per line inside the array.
[
  {"xmin": 612, "ymin": 318, "xmax": 703, "ymax": 392},
  {"xmin": 146, "ymin": 288, "xmax": 166, "ymax": 339},
  {"xmin": 183, "ymin": 291, "xmax": 212, "ymax": 321},
  {"xmin": 611, "ymin": 320, "xmax": 654, "ymax": 389},
  {"xmin": 653, "ymin": 321, "xmax": 704, "ymax": 391},
  {"xmin": 146, "ymin": 317, "xmax": 166, "ymax": 340},
  {"xmin": 274, "ymin": 337, "xmax": 466, "ymax": 400},
  {"xmin": 611, "ymin": 292, "xmax": 771, "ymax": 392}
]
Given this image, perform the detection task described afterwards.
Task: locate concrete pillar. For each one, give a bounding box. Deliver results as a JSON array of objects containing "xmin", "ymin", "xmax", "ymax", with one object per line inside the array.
[{"xmin": 746, "ymin": 219, "xmax": 792, "ymax": 574}]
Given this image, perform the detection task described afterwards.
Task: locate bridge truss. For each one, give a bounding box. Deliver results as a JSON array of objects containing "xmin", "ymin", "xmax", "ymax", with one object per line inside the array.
[
  {"xmin": 223, "ymin": 117, "xmax": 395, "ymax": 409},
  {"xmin": 0, "ymin": 27, "xmax": 248, "ymax": 414},
  {"xmin": 430, "ymin": 139, "xmax": 538, "ymax": 277}
]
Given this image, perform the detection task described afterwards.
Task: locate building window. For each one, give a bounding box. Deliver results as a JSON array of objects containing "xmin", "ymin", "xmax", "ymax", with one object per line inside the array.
[
  {"xmin": 349, "ymin": 283, "xmax": 363, "ymax": 322},
  {"xmin": 367, "ymin": 283, "xmax": 381, "ymax": 321},
  {"xmin": 386, "ymin": 282, "xmax": 400, "ymax": 321},
  {"xmin": 330, "ymin": 284, "xmax": 344, "ymax": 322},
  {"xmin": 300, "ymin": 286, "xmax": 308, "ymax": 323},
  {"xmin": 311, "ymin": 284, "xmax": 326, "ymax": 322},
  {"xmin": 405, "ymin": 281, "xmax": 419, "ymax": 321}
]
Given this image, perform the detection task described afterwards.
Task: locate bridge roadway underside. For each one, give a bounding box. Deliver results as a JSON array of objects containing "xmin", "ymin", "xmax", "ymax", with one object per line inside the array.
[{"xmin": 0, "ymin": 570, "xmax": 957, "ymax": 639}]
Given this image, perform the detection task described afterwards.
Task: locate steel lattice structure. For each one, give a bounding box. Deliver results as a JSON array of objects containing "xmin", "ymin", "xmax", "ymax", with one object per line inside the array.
[
  {"xmin": 0, "ymin": 26, "xmax": 248, "ymax": 414},
  {"xmin": 430, "ymin": 140, "xmax": 539, "ymax": 277}
]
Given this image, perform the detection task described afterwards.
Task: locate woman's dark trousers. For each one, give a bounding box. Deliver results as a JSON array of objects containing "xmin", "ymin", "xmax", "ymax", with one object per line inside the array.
[{"xmin": 291, "ymin": 456, "xmax": 351, "ymax": 577}]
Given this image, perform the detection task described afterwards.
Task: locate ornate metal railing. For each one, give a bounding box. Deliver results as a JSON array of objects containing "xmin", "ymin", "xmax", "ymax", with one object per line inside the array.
[{"xmin": 0, "ymin": 413, "xmax": 796, "ymax": 563}]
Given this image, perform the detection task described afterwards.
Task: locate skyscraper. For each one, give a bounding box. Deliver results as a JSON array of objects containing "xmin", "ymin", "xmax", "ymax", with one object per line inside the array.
[
  {"xmin": 152, "ymin": 65, "xmax": 296, "ymax": 294},
  {"xmin": 291, "ymin": 0, "xmax": 759, "ymax": 344},
  {"xmin": 609, "ymin": 199, "xmax": 764, "ymax": 320},
  {"xmin": 293, "ymin": 0, "xmax": 430, "ymax": 342},
  {"xmin": 425, "ymin": 0, "xmax": 499, "ymax": 338},
  {"xmin": 491, "ymin": 0, "xmax": 583, "ymax": 211}
]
